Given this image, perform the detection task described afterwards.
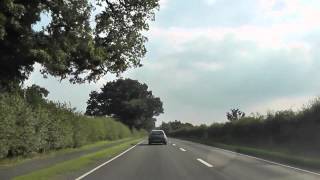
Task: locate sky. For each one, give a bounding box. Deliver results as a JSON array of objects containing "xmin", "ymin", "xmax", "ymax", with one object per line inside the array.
[{"xmin": 27, "ymin": 0, "xmax": 320, "ymax": 125}]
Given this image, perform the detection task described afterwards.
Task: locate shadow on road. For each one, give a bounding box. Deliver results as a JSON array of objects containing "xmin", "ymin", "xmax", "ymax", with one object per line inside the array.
[{"xmin": 138, "ymin": 143, "xmax": 165, "ymax": 146}]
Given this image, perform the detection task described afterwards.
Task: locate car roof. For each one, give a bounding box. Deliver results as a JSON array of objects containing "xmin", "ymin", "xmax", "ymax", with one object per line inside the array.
[
  {"xmin": 151, "ymin": 130, "xmax": 164, "ymax": 132},
  {"xmin": 150, "ymin": 130, "xmax": 165, "ymax": 134}
]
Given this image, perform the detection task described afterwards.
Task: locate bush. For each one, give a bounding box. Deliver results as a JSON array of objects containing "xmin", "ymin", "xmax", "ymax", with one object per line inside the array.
[{"xmin": 0, "ymin": 94, "xmax": 40, "ymax": 157}]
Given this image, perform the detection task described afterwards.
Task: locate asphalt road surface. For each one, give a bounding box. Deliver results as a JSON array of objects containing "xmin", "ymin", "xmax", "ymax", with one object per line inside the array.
[{"xmin": 77, "ymin": 138, "xmax": 320, "ymax": 180}]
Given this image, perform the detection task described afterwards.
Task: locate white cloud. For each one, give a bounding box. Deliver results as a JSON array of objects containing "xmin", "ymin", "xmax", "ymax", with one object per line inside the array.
[
  {"xmin": 193, "ymin": 61, "xmax": 223, "ymax": 71},
  {"xmin": 159, "ymin": 0, "xmax": 169, "ymax": 9},
  {"xmin": 148, "ymin": 23, "xmax": 314, "ymax": 56},
  {"xmin": 149, "ymin": 0, "xmax": 320, "ymax": 49},
  {"xmin": 204, "ymin": 0, "xmax": 217, "ymax": 6},
  {"xmin": 245, "ymin": 95, "xmax": 316, "ymax": 114},
  {"xmin": 257, "ymin": 0, "xmax": 320, "ymax": 26}
]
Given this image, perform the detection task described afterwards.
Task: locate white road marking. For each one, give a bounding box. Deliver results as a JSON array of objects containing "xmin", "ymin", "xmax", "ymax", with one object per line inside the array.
[
  {"xmin": 174, "ymin": 138, "xmax": 320, "ymax": 176},
  {"xmin": 75, "ymin": 140, "xmax": 144, "ymax": 180},
  {"xmin": 179, "ymin": 148, "xmax": 186, "ymax": 152},
  {"xmin": 208, "ymin": 146, "xmax": 320, "ymax": 176},
  {"xmin": 172, "ymin": 143, "xmax": 176, "ymax": 146},
  {"xmin": 197, "ymin": 158, "xmax": 213, "ymax": 167}
]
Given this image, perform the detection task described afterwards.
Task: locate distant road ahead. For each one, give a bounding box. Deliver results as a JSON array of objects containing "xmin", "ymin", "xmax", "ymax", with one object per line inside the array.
[{"xmin": 77, "ymin": 138, "xmax": 320, "ymax": 180}]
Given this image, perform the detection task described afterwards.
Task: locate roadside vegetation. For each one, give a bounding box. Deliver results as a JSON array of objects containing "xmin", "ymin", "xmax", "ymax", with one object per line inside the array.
[
  {"xmin": 0, "ymin": 138, "xmax": 133, "ymax": 167},
  {"xmin": 162, "ymin": 98, "xmax": 320, "ymax": 169},
  {"xmin": 0, "ymin": 85, "xmax": 146, "ymax": 160}
]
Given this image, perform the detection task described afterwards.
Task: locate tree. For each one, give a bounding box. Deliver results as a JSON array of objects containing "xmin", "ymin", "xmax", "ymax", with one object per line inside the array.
[
  {"xmin": 0, "ymin": 0, "xmax": 159, "ymax": 89},
  {"xmin": 226, "ymin": 108, "xmax": 245, "ymax": 122},
  {"xmin": 85, "ymin": 78, "xmax": 163, "ymax": 130},
  {"xmin": 25, "ymin": 84, "xmax": 49, "ymax": 106},
  {"xmin": 159, "ymin": 122, "xmax": 172, "ymax": 134},
  {"xmin": 159, "ymin": 120, "xmax": 194, "ymax": 134}
]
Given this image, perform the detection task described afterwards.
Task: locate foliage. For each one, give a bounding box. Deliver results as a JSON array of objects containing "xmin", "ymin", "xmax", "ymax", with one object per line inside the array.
[
  {"xmin": 86, "ymin": 78, "xmax": 164, "ymax": 130},
  {"xmin": 0, "ymin": 0, "xmax": 159, "ymax": 88},
  {"xmin": 159, "ymin": 120, "xmax": 193, "ymax": 134},
  {"xmin": 226, "ymin": 108, "xmax": 245, "ymax": 122},
  {"xmin": 169, "ymin": 99, "xmax": 320, "ymax": 156},
  {"xmin": 25, "ymin": 84, "xmax": 49, "ymax": 106},
  {"xmin": 0, "ymin": 86, "xmax": 142, "ymax": 159}
]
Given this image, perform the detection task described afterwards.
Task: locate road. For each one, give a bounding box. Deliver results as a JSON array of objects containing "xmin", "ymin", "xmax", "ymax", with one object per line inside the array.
[{"xmin": 77, "ymin": 138, "xmax": 320, "ymax": 180}]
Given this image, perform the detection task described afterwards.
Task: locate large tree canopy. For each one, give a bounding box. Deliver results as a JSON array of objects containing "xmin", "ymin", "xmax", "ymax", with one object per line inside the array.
[
  {"xmin": 85, "ymin": 78, "xmax": 163, "ymax": 130},
  {"xmin": 0, "ymin": 0, "xmax": 159, "ymax": 88}
]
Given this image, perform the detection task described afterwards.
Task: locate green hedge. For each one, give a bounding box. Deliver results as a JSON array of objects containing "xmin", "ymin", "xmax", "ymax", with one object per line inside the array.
[
  {"xmin": 169, "ymin": 98, "xmax": 320, "ymax": 157},
  {"xmin": 0, "ymin": 93, "xmax": 143, "ymax": 159}
]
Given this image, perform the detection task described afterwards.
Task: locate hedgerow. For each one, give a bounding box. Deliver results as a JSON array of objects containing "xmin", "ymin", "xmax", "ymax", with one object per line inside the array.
[
  {"xmin": 0, "ymin": 92, "xmax": 141, "ymax": 159},
  {"xmin": 169, "ymin": 98, "xmax": 320, "ymax": 156}
]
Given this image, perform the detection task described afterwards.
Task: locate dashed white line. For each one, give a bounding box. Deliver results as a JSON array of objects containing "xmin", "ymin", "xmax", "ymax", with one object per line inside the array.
[
  {"xmin": 179, "ymin": 148, "xmax": 186, "ymax": 152},
  {"xmin": 197, "ymin": 158, "xmax": 213, "ymax": 167},
  {"xmin": 75, "ymin": 140, "xmax": 144, "ymax": 180},
  {"xmin": 172, "ymin": 143, "xmax": 176, "ymax": 146}
]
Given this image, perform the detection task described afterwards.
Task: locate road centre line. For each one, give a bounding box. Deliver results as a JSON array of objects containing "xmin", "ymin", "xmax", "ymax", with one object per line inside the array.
[
  {"xmin": 197, "ymin": 158, "xmax": 213, "ymax": 167},
  {"xmin": 179, "ymin": 148, "xmax": 186, "ymax": 152}
]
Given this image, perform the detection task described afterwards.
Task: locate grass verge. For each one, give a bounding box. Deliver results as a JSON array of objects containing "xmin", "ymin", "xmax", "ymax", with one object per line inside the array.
[
  {"xmin": 13, "ymin": 138, "xmax": 143, "ymax": 180},
  {"xmin": 0, "ymin": 138, "xmax": 132, "ymax": 168},
  {"xmin": 179, "ymin": 137, "xmax": 320, "ymax": 171}
]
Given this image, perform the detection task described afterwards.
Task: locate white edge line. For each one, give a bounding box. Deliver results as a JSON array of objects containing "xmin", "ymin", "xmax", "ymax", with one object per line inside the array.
[
  {"xmin": 197, "ymin": 158, "xmax": 213, "ymax": 167},
  {"xmin": 210, "ymin": 145, "xmax": 320, "ymax": 176},
  {"xmin": 75, "ymin": 140, "xmax": 144, "ymax": 180},
  {"xmin": 179, "ymin": 148, "xmax": 186, "ymax": 152}
]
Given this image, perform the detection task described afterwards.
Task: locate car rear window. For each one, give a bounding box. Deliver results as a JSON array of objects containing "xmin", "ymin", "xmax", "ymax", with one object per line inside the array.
[{"xmin": 151, "ymin": 131, "xmax": 164, "ymax": 135}]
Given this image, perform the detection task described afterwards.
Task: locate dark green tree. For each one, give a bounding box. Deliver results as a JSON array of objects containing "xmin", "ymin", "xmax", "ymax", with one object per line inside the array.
[
  {"xmin": 85, "ymin": 78, "xmax": 163, "ymax": 130},
  {"xmin": 159, "ymin": 120, "xmax": 193, "ymax": 134},
  {"xmin": 0, "ymin": 0, "xmax": 159, "ymax": 89},
  {"xmin": 159, "ymin": 121, "xmax": 172, "ymax": 134},
  {"xmin": 226, "ymin": 108, "xmax": 245, "ymax": 122},
  {"xmin": 25, "ymin": 84, "xmax": 49, "ymax": 106}
]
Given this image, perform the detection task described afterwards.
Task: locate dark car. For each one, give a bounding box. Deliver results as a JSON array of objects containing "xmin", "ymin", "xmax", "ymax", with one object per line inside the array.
[{"xmin": 148, "ymin": 130, "xmax": 167, "ymax": 145}]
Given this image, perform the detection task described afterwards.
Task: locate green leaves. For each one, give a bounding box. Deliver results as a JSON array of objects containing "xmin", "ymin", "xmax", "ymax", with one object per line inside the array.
[
  {"xmin": 0, "ymin": 12, "xmax": 6, "ymax": 39},
  {"xmin": 86, "ymin": 78, "xmax": 164, "ymax": 130},
  {"xmin": 0, "ymin": 88, "xmax": 136, "ymax": 158},
  {"xmin": 0, "ymin": 93, "xmax": 37, "ymax": 157},
  {"xmin": 0, "ymin": 0, "xmax": 159, "ymax": 88},
  {"xmin": 226, "ymin": 109, "xmax": 246, "ymax": 122}
]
